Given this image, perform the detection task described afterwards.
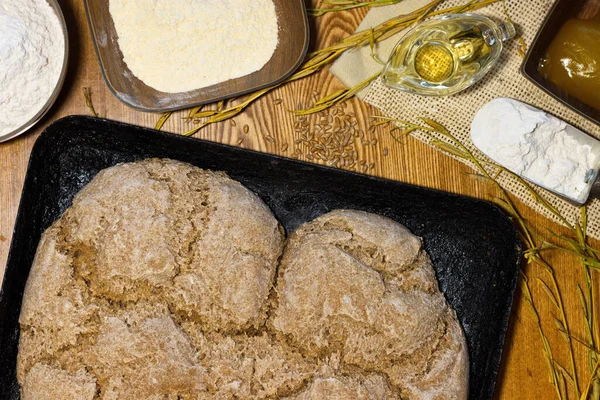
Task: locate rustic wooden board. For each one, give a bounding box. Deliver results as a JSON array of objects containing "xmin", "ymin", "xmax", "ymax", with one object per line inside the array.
[{"xmin": 0, "ymin": 1, "xmax": 596, "ymax": 399}]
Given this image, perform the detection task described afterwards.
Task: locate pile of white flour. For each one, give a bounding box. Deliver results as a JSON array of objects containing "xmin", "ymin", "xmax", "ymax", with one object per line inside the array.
[
  {"xmin": 0, "ymin": 0, "xmax": 65, "ymax": 137},
  {"xmin": 109, "ymin": 0, "xmax": 279, "ymax": 93},
  {"xmin": 471, "ymin": 98, "xmax": 600, "ymax": 203}
]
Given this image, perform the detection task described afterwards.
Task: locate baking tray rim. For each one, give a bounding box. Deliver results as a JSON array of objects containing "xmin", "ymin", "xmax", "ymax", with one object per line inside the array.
[{"xmin": 0, "ymin": 115, "xmax": 523, "ymax": 399}]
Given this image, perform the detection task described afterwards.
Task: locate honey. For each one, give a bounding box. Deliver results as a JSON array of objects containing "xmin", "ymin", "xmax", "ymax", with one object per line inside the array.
[{"xmin": 538, "ymin": 15, "xmax": 600, "ymax": 110}]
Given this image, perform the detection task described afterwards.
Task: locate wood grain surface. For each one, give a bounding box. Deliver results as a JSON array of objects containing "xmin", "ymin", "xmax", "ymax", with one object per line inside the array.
[{"xmin": 0, "ymin": 1, "xmax": 597, "ymax": 399}]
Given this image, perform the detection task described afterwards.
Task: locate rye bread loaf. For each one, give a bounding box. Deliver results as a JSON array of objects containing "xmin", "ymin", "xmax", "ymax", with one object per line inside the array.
[
  {"xmin": 17, "ymin": 159, "xmax": 467, "ymax": 399},
  {"xmin": 17, "ymin": 159, "xmax": 287, "ymax": 399},
  {"xmin": 270, "ymin": 210, "xmax": 469, "ymax": 400}
]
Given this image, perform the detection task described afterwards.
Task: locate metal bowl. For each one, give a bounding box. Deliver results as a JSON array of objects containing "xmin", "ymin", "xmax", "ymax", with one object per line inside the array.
[{"xmin": 0, "ymin": 0, "xmax": 69, "ymax": 143}]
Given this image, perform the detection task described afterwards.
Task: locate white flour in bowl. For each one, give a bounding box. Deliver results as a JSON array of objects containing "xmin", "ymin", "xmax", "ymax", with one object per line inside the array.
[
  {"xmin": 0, "ymin": 0, "xmax": 65, "ymax": 137},
  {"xmin": 109, "ymin": 0, "xmax": 279, "ymax": 93}
]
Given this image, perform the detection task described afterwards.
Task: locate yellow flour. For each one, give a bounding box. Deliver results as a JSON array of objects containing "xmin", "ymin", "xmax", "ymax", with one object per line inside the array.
[{"xmin": 109, "ymin": 0, "xmax": 279, "ymax": 93}]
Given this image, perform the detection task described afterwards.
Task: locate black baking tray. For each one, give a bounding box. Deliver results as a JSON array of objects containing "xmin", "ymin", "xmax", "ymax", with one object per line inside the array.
[{"xmin": 0, "ymin": 116, "xmax": 521, "ymax": 399}]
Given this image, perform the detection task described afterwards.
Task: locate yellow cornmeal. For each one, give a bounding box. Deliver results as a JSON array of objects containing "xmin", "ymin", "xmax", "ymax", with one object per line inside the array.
[{"xmin": 109, "ymin": 0, "xmax": 278, "ymax": 93}]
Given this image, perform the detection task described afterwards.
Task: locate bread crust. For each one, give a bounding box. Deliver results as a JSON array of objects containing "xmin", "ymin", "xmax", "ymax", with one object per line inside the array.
[
  {"xmin": 270, "ymin": 210, "xmax": 469, "ymax": 400},
  {"xmin": 17, "ymin": 161, "xmax": 467, "ymax": 399},
  {"xmin": 18, "ymin": 159, "xmax": 285, "ymax": 399}
]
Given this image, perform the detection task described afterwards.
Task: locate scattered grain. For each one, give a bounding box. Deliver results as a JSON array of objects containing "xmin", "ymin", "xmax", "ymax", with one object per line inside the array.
[
  {"xmin": 291, "ymin": 103, "xmax": 376, "ymax": 170},
  {"xmin": 236, "ymin": 138, "xmax": 243, "ymax": 145},
  {"xmin": 383, "ymin": 147, "xmax": 389, "ymax": 156},
  {"xmin": 243, "ymin": 125, "xmax": 250, "ymax": 134},
  {"xmin": 230, "ymin": 119, "xmax": 236, "ymax": 127},
  {"xmin": 281, "ymin": 143, "xmax": 289, "ymax": 152}
]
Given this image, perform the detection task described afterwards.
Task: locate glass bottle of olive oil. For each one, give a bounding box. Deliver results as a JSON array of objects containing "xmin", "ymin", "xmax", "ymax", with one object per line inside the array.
[{"xmin": 382, "ymin": 14, "xmax": 515, "ymax": 96}]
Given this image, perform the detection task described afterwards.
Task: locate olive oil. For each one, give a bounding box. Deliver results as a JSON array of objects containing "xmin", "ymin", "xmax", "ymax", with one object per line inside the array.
[
  {"xmin": 382, "ymin": 14, "xmax": 515, "ymax": 96},
  {"xmin": 414, "ymin": 42, "xmax": 455, "ymax": 83}
]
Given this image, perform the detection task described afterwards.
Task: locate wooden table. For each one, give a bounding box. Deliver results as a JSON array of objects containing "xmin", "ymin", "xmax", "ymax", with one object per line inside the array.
[{"xmin": 0, "ymin": 1, "xmax": 596, "ymax": 398}]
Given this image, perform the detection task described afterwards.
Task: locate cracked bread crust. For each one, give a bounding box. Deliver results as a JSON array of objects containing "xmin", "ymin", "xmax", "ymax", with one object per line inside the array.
[
  {"xmin": 17, "ymin": 160, "xmax": 467, "ymax": 400},
  {"xmin": 270, "ymin": 210, "xmax": 469, "ymax": 400},
  {"xmin": 21, "ymin": 364, "xmax": 97, "ymax": 400},
  {"xmin": 17, "ymin": 159, "xmax": 286, "ymax": 399},
  {"xmin": 282, "ymin": 375, "xmax": 394, "ymax": 400}
]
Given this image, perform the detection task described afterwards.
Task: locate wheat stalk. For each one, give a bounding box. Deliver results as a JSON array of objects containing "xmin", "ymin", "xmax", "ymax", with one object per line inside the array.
[
  {"xmin": 309, "ymin": 0, "xmax": 406, "ymax": 17},
  {"xmin": 83, "ymin": 87, "xmax": 99, "ymax": 118},
  {"xmin": 155, "ymin": 0, "xmax": 502, "ymax": 135},
  {"xmin": 376, "ymin": 116, "xmax": 600, "ymax": 399}
]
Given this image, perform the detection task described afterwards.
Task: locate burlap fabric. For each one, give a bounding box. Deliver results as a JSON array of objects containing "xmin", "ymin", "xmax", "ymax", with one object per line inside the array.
[{"xmin": 331, "ymin": 0, "xmax": 600, "ymax": 239}]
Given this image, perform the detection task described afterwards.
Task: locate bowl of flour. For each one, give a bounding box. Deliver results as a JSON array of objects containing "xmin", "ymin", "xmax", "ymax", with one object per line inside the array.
[
  {"xmin": 84, "ymin": 0, "xmax": 309, "ymax": 112},
  {"xmin": 0, "ymin": 0, "xmax": 68, "ymax": 143}
]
